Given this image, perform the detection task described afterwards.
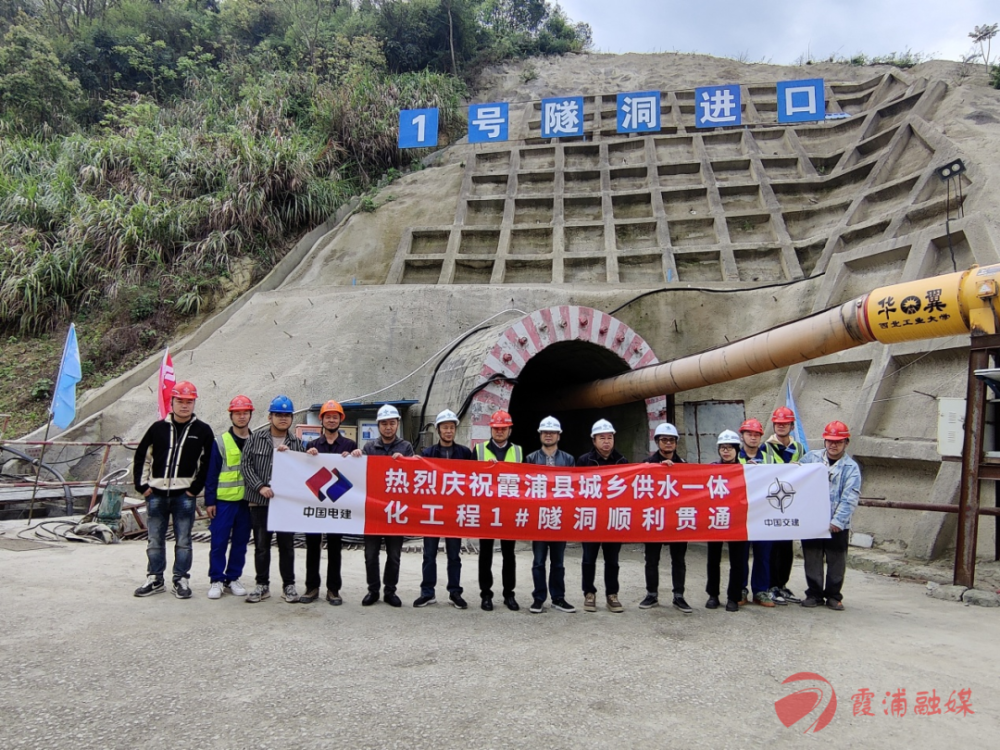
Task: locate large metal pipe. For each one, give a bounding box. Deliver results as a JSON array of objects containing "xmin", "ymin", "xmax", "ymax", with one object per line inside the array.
[{"xmin": 541, "ymin": 265, "xmax": 1000, "ymax": 411}]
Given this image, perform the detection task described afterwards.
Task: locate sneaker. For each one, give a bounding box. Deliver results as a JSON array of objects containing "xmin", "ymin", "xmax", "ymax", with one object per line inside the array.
[
  {"xmin": 826, "ymin": 598, "xmax": 845, "ymax": 611},
  {"xmin": 754, "ymin": 591, "xmax": 776, "ymax": 608},
  {"xmin": 606, "ymin": 594, "xmax": 624, "ymax": 613},
  {"xmin": 551, "ymin": 598, "xmax": 577, "ymax": 613},
  {"xmin": 225, "ymin": 579, "xmax": 247, "ymax": 597},
  {"xmin": 172, "ymin": 579, "xmax": 192, "ymax": 599},
  {"xmin": 207, "ymin": 581, "xmax": 224, "ymax": 600},
  {"xmin": 282, "ymin": 584, "xmax": 299, "ymax": 603},
  {"xmin": 326, "ymin": 590, "xmax": 343, "ymax": 606},
  {"xmin": 529, "ymin": 599, "xmax": 545, "ymax": 614},
  {"xmin": 705, "ymin": 596, "xmax": 720, "ymax": 610},
  {"xmin": 739, "ymin": 587, "xmax": 750, "ymax": 605},
  {"xmin": 449, "ymin": 593, "xmax": 468, "ymax": 610},
  {"xmin": 779, "ymin": 587, "xmax": 801, "ymax": 604},
  {"xmin": 299, "ymin": 588, "xmax": 319, "ymax": 604},
  {"xmin": 725, "ymin": 599, "xmax": 740, "ymax": 612},
  {"xmin": 246, "ymin": 584, "xmax": 270, "ymax": 603},
  {"xmin": 134, "ymin": 575, "xmax": 164, "ymax": 597},
  {"xmin": 769, "ymin": 587, "xmax": 788, "ymax": 606},
  {"xmin": 672, "ymin": 596, "xmax": 693, "ymax": 614},
  {"xmin": 503, "ymin": 596, "xmax": 520, "ymax": 612},
  {"xmin": 800, "ymin": 596, "xmax": 823, "ymax": 608},
  {"xmin": 413, "ymin": 595, "xmax": 436, "ymax": 608},
  {"xmin": 584, "ymin": 593, "xmax": 597, "ymax": 612},
  {"xmin": 362, "ymin": 591, "xmax": 379, "ymax": 606},
  {"xmin": 384, "ymin": 593, "xmax": 402, "ymax": 607},
  {"xmin": 638, "ymin": 593, "xmax": 659, "ymax": 609}
]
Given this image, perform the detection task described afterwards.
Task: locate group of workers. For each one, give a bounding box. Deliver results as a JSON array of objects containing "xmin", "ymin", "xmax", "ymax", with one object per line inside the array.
[{"xmin": 132, "ymin": 382, "xmax": 862, "ymax": 614}]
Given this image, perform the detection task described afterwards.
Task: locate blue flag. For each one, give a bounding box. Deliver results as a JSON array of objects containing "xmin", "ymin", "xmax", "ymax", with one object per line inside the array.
[
  {"xmin": 51, "ymin": 323, "xmax": 82, "ymax": 429},
  {"xmin": 786, "ymin": 381, "xmax": 809, "ymax": 453}
]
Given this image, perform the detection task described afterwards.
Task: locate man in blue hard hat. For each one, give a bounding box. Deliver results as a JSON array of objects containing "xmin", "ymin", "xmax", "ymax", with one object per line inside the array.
[{"xmin": 242, "ymin": 395, "xmax": 305, "ymax": 604}]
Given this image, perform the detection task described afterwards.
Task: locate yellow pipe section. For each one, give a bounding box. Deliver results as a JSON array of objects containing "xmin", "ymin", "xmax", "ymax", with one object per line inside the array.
[{"xmin": 546, "ymin": 265, "xmax": 1000, "ymax": 411}]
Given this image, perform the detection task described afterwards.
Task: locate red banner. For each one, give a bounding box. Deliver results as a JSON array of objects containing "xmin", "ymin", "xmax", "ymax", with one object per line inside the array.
[{"xmin": 269, "ymin": 453, "xmax": 833, "ymax": 542}]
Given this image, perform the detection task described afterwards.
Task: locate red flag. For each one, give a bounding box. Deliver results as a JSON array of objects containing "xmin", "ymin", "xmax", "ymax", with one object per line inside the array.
[{"xmin": 158, "ymin": 349, "xmax": 175, "ymax": 419}]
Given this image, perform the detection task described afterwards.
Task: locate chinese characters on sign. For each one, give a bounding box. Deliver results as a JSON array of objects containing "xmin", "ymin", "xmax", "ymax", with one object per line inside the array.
[
  {"xmin": 617, "ymin": 91, "xmax": 661, "ymax": 133},
  {"xmin": 468, "ymin": 103, "xmax": 509, "ymax": 144},
  {"xmin": 695, "ymin": 84, "xmax": 742, "ymax": 128},
  {"xmin": 777, "ymin": 79, "xmax": 825, "ymax": 123},
  {"xmin": 541, "ymin": 96, "xmax": 585, "ymax": 139}
]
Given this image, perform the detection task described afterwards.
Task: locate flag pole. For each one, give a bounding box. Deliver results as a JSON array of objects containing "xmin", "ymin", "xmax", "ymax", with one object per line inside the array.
[
  {"xmin": 28, "ymin": 323, "xmax": 78, "ymax": 523},
  {"xmin": 26, "ymin": 414, "xmax": 54, "ymax": 523}
]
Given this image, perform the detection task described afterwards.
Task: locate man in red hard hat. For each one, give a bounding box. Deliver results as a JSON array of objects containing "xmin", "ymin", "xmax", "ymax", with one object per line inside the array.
[
  {"xmin": 133, "ymin": 381, "xmax": 215, "ymax": 600},
  {"xmin": 301, "ymin": 399, "xmax": 357, "ymax": 605},
  {"xmin": 800, "ymin": 421, "xmax": 861, "ymax": 611},
  {"xmin": 765, "ymin": 406, "xmax": 808, "ymax": 606},
  {"xmin": 474, "ymin": 410, "xmax": 523, "ymax": 612},
  {"xmin": 204, "ymin": 395, "xmax": 255, "ymax": 600},
  {"xmin": 738, "ymin": 417, "xmax": 777, "ymax": 608}
]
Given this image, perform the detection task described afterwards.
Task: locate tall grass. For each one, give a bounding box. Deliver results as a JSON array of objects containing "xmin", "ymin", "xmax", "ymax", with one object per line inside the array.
[{"xmin": 0, "ymin": 61, "xmax": 461, "ymax": 334}]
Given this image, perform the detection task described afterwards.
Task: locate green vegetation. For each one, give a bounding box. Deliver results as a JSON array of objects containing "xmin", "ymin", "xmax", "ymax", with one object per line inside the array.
[{"xmin": 0, "ymin": 0, "xmax": 590, "ymax": 434}]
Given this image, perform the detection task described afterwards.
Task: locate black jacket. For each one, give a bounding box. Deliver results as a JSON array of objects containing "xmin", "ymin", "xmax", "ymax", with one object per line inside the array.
[
  {"xmin": 576, "ymin": 449, "xmax": 629, "ymax": 467},
  {"xmin": 644, "ymin": 451, "xmax": 686, "ymax": 464},
  {"xmin": 133, "ymin": 414, "xmax": 215, "ymax": 497},
  {"xmin": 421, "ymin": 443, "xmax": 473, "ymax": 460}
]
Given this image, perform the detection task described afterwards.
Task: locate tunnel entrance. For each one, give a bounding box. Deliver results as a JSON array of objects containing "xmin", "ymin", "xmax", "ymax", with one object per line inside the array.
[
  {"xmin": 507, "ymin": 340, "xmax": 649, "ymax": 460},
  {"xmin": 465, "ymin": 305, "xmax": 665, "ymax": 460}
]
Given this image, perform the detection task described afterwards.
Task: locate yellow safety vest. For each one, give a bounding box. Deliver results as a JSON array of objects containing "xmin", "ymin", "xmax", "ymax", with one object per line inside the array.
[
  {"xmin": 475, "ymin": 443, "xmax": 523, "ymax": 462},
  {"xmin": 216, "ymin": 432, "xmax": 245, "ymax": 501},
  {"xmin": 738, "ymin": 448, "xmax": 776, "ymax": 465}
]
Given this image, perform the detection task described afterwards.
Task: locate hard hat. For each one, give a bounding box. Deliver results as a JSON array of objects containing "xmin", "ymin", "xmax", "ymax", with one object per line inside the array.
[
  {"xmin": 228, "ymin": 395, "xmax": 254, "ymax": 412},
  {"xmin": 269, "ymin": 395, "xmax": 294, "ymax": 414},
  {"xmin": 654, "ymin": 423, "xmax": 679, "ymax": 439},
  {"xmin": 591, "ymin": 419, "xmax": 615, "ymax": 437},
  {"xmin": 435, "ymin": 409, "xmax": 460, "ymax": 427},
  {"xmin": 739, "ymin": 418, "xmax": 764, "ymax": 435},
  {"xmin": 171, "ymin": 381, "xmax": 198, "ymax": 400},
  {"xmin": 489, "ymin": 410, "xmax": 513, "ymax": 428},
  {"xmin": 320, "ymin": 400, "xmax": 345, "ymax": 419},
  {"xmin": 376, "ymin": 404, "xmax": 401, "ymax": 422},
  {"xmin": 771, "ymin": 406, "xmax": 795, "ymax": 424},
  {"xmin": 822, "ymin": 420, "xmax": 851, "ymax": 440},
  {"xmin": 538, "ymin": 416, "xmax": 562, "ymax": 433},
  {"xmin": 717, "ymin": 430, "xmax": 742, "ymax": 446}
]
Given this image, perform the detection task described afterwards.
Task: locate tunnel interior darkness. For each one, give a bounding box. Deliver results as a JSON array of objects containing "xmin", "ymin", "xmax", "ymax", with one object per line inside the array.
[{"xmin": 506, "ymin": 340, "xmax": 651, "ymax": 460}]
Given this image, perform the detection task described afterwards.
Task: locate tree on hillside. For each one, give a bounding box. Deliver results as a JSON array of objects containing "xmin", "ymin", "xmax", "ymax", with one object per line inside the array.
[{"xmin": 0, "ymin": 24, "xmax": 82, "ymax": 129}]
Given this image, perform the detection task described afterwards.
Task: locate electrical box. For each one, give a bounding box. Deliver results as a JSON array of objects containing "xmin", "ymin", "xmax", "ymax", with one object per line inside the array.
[{"xmin": 937, "ymin": 398, "xmax": 964, "ymax": 457}]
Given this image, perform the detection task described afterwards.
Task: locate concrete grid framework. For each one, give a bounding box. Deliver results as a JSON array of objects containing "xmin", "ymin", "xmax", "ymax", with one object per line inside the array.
[{"xmin": 386, "ymin": 69, "xmax": 1000, "ymax": 558}]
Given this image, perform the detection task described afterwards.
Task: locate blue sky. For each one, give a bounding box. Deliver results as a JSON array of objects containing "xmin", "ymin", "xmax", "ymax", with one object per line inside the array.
[{"xmin": 559, "ymin": 0, "xmax": 996, "ymax": 63}]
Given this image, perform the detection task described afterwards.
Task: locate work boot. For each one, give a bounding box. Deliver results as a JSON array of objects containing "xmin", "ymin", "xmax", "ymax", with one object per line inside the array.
[
  {"xmin": 606, "ymin": 594, "xmax": 624, "ymax": 613},
  {"xmin": 584, "ymin": 593, "xmax": 597, "ymax": 612},
  {"xmin": 705, "ymin": 596, "xmax": 720, "ymax": 610},
  {"xmin": 298, "ymin": 588, "xmax": 319, "ymax": 604}
]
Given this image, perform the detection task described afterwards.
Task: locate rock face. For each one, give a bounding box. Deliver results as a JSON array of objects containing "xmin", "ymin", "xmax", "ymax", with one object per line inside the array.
[{"xmin": 57, "ymin": 54, "xmax": 1000, "ymax": 561}]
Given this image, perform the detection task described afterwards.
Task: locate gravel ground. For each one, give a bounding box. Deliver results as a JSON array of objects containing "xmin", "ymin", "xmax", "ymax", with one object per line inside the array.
[{"xmin": 0, "ymin": 538, "xmax": 995, "ymax": 749}]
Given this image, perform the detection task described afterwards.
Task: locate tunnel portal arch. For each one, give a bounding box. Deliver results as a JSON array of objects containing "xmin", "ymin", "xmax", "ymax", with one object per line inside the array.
[{"xmin": 468, "ymin": 306, "xmax": 666, "ymax": 458}]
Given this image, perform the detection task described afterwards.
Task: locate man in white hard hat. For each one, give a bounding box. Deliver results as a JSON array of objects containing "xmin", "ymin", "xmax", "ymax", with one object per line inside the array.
[
  {"xmin": 524, "ymin": 416, "xmax": 577, "ymax": 614},
  {"xmin": 576, "ymin": 418, "xmax": 629, "ymax": 613},
  {"xmin": 639, "ymin": 423, "xmax": 693, "ymax": 614},
  {"xmin": 414, "ymin": 409, "xmax": 472, "ymax": 610},
  {"xmin": 350, "ymin": 404, "xmax": 414, "ymax": 607}
]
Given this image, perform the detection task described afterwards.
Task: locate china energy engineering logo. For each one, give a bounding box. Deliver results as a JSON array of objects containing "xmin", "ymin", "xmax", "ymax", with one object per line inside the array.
[{"xmin": 775, "ymin": 672, "xmax": 837, "ymax": 734}]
